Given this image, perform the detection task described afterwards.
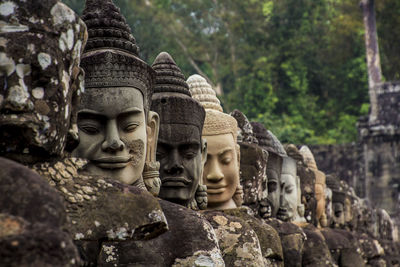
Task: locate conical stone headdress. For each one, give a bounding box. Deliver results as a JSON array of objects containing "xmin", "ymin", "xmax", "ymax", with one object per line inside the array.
[
  {"xmin": 230, "ymin": 109, "xmax": 258, "ymax": 144},
  {"xmin": 187, "ymin": 75, "xmax": 237, "ymax": 140},
  {"xmin": 250, "ymin": 122, "xmax": 287, "ymax": 158},
  {"xmin": 151, "ymin": 52, "xmax": 205, "ymax": 130},
  {"xmin": 80, "ymin": 0, "xmax": 154, "ymax": 109},
  {"xmin": 299, "ymin": 146, "xmax": 325, "ymax": 186}
]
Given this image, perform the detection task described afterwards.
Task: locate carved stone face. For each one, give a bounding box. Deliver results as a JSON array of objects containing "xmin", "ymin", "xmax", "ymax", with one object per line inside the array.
[
  {"xmin": 344, "ymin": 197, "xmax": 353, "ymax": 225},
  {"xmin": 0, "ymin": 2, "xmax": 86, "ymax": 162},
  {"xmin": 73, "ymin": 87, "xmax": 157, "ymax": 185},
  {"xmin": 203, "ymin": 133, "xmax": 239, "ymax": 210},
  {"xmin": 239, "ymin": 143, "xmax": 266, "ymax": 206},
  {"xmin": 266, "ymin": 153, "xmax": 282, "ymax": 217},
  {"xmin": 278, "ymin": 167, "xmax": 298, "ymax": 222},
  {"xmin": 315, "ymin": 183, "xmax": 326, "ymax": 223},
  {"xmin": 297, "ymin": 165, "xmax": 317, "ymax": 224},
  {"xmin": 157, "ymin": 124, "xmax": 206, "ymax": 206},
  {"xmin": 325, "ymin": 187, "xmax": 333, "ymax": 225},
  {"xmin": 332, "ymin": 202, "xmax": 345, "ymax": 228}
]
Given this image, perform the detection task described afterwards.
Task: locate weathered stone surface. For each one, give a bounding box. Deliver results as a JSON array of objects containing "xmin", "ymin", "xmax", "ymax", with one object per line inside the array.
[
  {"xmin": 0, "ymin": 157, "xmax": 80, "ymax": 266},
  {"xmin": 0, "ymin": 157, "xmax": 67, "ymax": 227},
  {"xmin": 230, "ymin": 109, "xmax": 258, "ymax": 144},
  {"xmin": 203, "ymin": 210, "xmax": 265, "ymax": 266},
  {"xmin": 98, "ymin": 200, "xmax": 224, "ymax": 266},
  {"xmin": 0, "ymin": 214, "xmax": 80, "ymax": 267},
  {"xmin": 223, "ymin": 207, "xmax": 284, "ymax": 266},
  {"xmin": 297, "ymin": 223, "xmax": 335, "ymax": 267},
  {"xmin": 356, "ymin": 233, "xmax": 385, "ymax": 266},
  {"xmin": 267, "ymin": 218, "xmax": 306, "ymax": 267},
  {"xmin": 33, "ymin": 158, "xmax": 168, "ymax": 265},
  {"xmin": 0, "ymin": 0, "xmax": 87, "ymax": 162},
  {"xmin": 321, "ymin": 228, "xmax": 364, "ymax": 267},
  {"xmin": 238, "ymin": 142, "xmax": 268, "ymax": 216},
  {"xmin": 34, "ymin": 158, "xmax": 168, "ymax": 241},
  {"xmin": 297, "ymin": 163, "xmax": 318, "ymax": 226}
]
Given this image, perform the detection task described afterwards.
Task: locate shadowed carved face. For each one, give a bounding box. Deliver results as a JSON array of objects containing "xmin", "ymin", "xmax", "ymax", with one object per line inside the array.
[
  {"xmin": 278, "ymin": 158, "xmax": 298, "ymax": 222},
  {"xmin": 203, "ymin": 133, "xmax": 239, "ymax": 210},
  {"xmin": 157, "ymin": 124, "xmax": 206, "ymax": 206},
  {"xmin": 266, "ymin": 153, "xmax": 282, "ymax": 217},
  {"xmin": 73, "ymin": 87, "xmax": 157, "ymax": 185},
  {"xmin": 315, "ymin": 183, "xmax": 326, "ymax": 223},
  {"xmin": 0, "ymin": 2, "xmax": 86, "ymax": 163},
  {"xmin": 332, "ymin": 201, "xmax": 345, "ymax": 228}
]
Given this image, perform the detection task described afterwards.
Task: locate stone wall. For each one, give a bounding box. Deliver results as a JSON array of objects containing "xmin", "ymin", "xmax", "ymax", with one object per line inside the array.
[{"xmin": 307, "ymin": 82, "xmax": 400, "ymax": 219}]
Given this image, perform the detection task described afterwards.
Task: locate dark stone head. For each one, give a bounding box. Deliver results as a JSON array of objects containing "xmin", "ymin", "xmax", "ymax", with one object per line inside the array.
[
  {"xmin": 231, "ymin": 110, "xmax": 267, "ymax": 215},
  {"xmin": 326, "ymin": 174, "xmax": 345, "ymax": 228},
  {"xmin": 251, "ymin": 122, "xmax": 286, "ymax": 218},
  {"xmin": 0, "ymin": 0, "xmax": 87, "ymax": 163},
  {"xmin": 230, "ymin": 109, "xmax": 258, "ymax": 144},
  {"xmin": 151, "ymin": 52, "xmax": 206, "ymax": 207}
]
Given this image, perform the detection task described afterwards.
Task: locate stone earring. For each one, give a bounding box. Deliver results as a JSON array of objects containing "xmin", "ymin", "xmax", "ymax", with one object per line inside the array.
[
  {"xmin": 233, "ymin": 184, "xmax": 244, "ymax": 207},
  {"xmin": 142, "ymin": 161, "xmax": 161, "ymax": 196},
  {"xmin": 195, "ymin": 184, "xmax": 208, "ymax": 210}
]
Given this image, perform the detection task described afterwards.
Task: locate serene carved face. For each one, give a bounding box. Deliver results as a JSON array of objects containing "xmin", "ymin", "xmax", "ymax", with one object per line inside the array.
[
  {"xmin": 325, "ymin": 187, "xmax": 333, "ymax": 225},
  {"xmin": 344, "ymin": 197, "xmax": 353, "ymax": 224},
  {"xmin": 266, "ymin": 153, "xmax": 282, "ymax": 217},
  {"xmin": 157, "ymin": 124, "xmax": 206, "ymax": 206},
  {"xmin": 0, "ymin": 2, "xmax": 86, "ymax": 162},
  {"xmin": 203, "ymin": 133, "xmax": 239, "ymax": 210},
  {"xmin": 73, "ymin": 87, "xmax": 156, "ymax": 185},
  {"xmin": 315, "ymin": 183, "xmax": 326, "ymax": 222},
  {"xmin": 278, "ymin": 170, "xmax": 298, "ymax": 222},
  {"xmin": 332, "ymin": 201, "xmax": 345, "ymax": 228}
]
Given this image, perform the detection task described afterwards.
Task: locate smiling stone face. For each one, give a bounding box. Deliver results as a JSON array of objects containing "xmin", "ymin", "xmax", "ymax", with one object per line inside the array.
[
  {"xmin": 73, "ymin": 87, "xmax": 147, "ymax": 185},
  {"xmin": 203, "ymin": 133, "xmax": 240, "ymax": 210},
  {"xmin": 0, "ymin": 1, "xmax": 87, "ymax": 163}
]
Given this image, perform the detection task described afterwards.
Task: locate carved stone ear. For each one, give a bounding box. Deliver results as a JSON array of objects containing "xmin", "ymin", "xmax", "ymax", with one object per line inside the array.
[
  {"xmin": 201, "ymin": 138, "xmax": 207, "ymax": 166},
  {"xmin": 236, "ymin": 144, "xmax": 241, "ymax": 165},
  {"xmin": 143, "ymin": 111, "xmax": 161, "ymax": 196},
  {"xmin": 146, "ymin": 111, "xmax": 159, "ymax": 162}
]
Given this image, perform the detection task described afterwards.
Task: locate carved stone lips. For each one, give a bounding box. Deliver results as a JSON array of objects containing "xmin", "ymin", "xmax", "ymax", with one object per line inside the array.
[
  {"xmin": 277, "ymin": 208, "xmax": 290, "ymax": 220},
  {"xmin": 207, "ymin": 185, "xmax": 227, "ymax": 194},
  {"xmin": 161, "ymin": 177, "xmax": 191, "ymax": 187},
  {"xmin": 93, "ymin": 156, "xmax": 131, "ymax": 169}
]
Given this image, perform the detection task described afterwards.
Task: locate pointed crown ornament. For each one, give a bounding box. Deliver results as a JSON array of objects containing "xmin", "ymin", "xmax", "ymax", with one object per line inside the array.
[
  {"xmin": 80, "ymin": 0, "xmax": 155, "ymax": 110},
  {"xmin": 187, "ymin": 75, "xmax": 237, "ymax": 140},
  {"xmin": 151, "ymin": 52, "xmax": 205, "ymax": 131}
]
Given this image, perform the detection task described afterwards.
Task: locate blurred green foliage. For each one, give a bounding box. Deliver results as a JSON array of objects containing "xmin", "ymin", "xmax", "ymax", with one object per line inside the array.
[{"xmin": 63, "ymin": 0, "xmax": 399, "ymax": 144}]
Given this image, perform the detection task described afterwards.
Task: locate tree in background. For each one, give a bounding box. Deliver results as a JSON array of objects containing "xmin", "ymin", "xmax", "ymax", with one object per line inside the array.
[{"xmin": 63, "ymin": 0, "xmax": 399, "ymax": 144}]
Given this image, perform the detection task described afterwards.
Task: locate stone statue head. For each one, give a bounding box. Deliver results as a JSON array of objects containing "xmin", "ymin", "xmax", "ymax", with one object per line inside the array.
[
  {"xmin": 0, "ymin": 0, "xmax": 87, "ymax": 164},
  {"xmin": 251, "ymin": 122, "xmax": 287, "ymax": 218},
  {"xmin": 282, "ymin": 144, "xmax": 306, "ymax": 223},
  {"xmin": 326, "ymin": 174, "xmax": 346, "ymax": 228},
  {"xmin": 150, "ymin": 52, "xmax": 206, "ymax": 208},
  {"xmin": 324, "ymin": 187, "xmax": 333, "ymax": 226},
  {"xmin": 188, "ymin": 74, "xmax": 242, "ymax": 210},
  {"xmin": 296, "ymin": 155, "xmax": 317, "ymax": 224},
  {"xmin": 231, "ymin": 110, "xmax": 268, "ymax": 215},
  {"xmin": 300, "ymin": 146, "xmax": 327, "ymax": 228},
  {"xmin": 72, "ymin": 0, "xmax": 159, "ymax": 189},
  {"xmin": 277, "ymin": 156, "xmax": 299, "ymax": 222}
]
